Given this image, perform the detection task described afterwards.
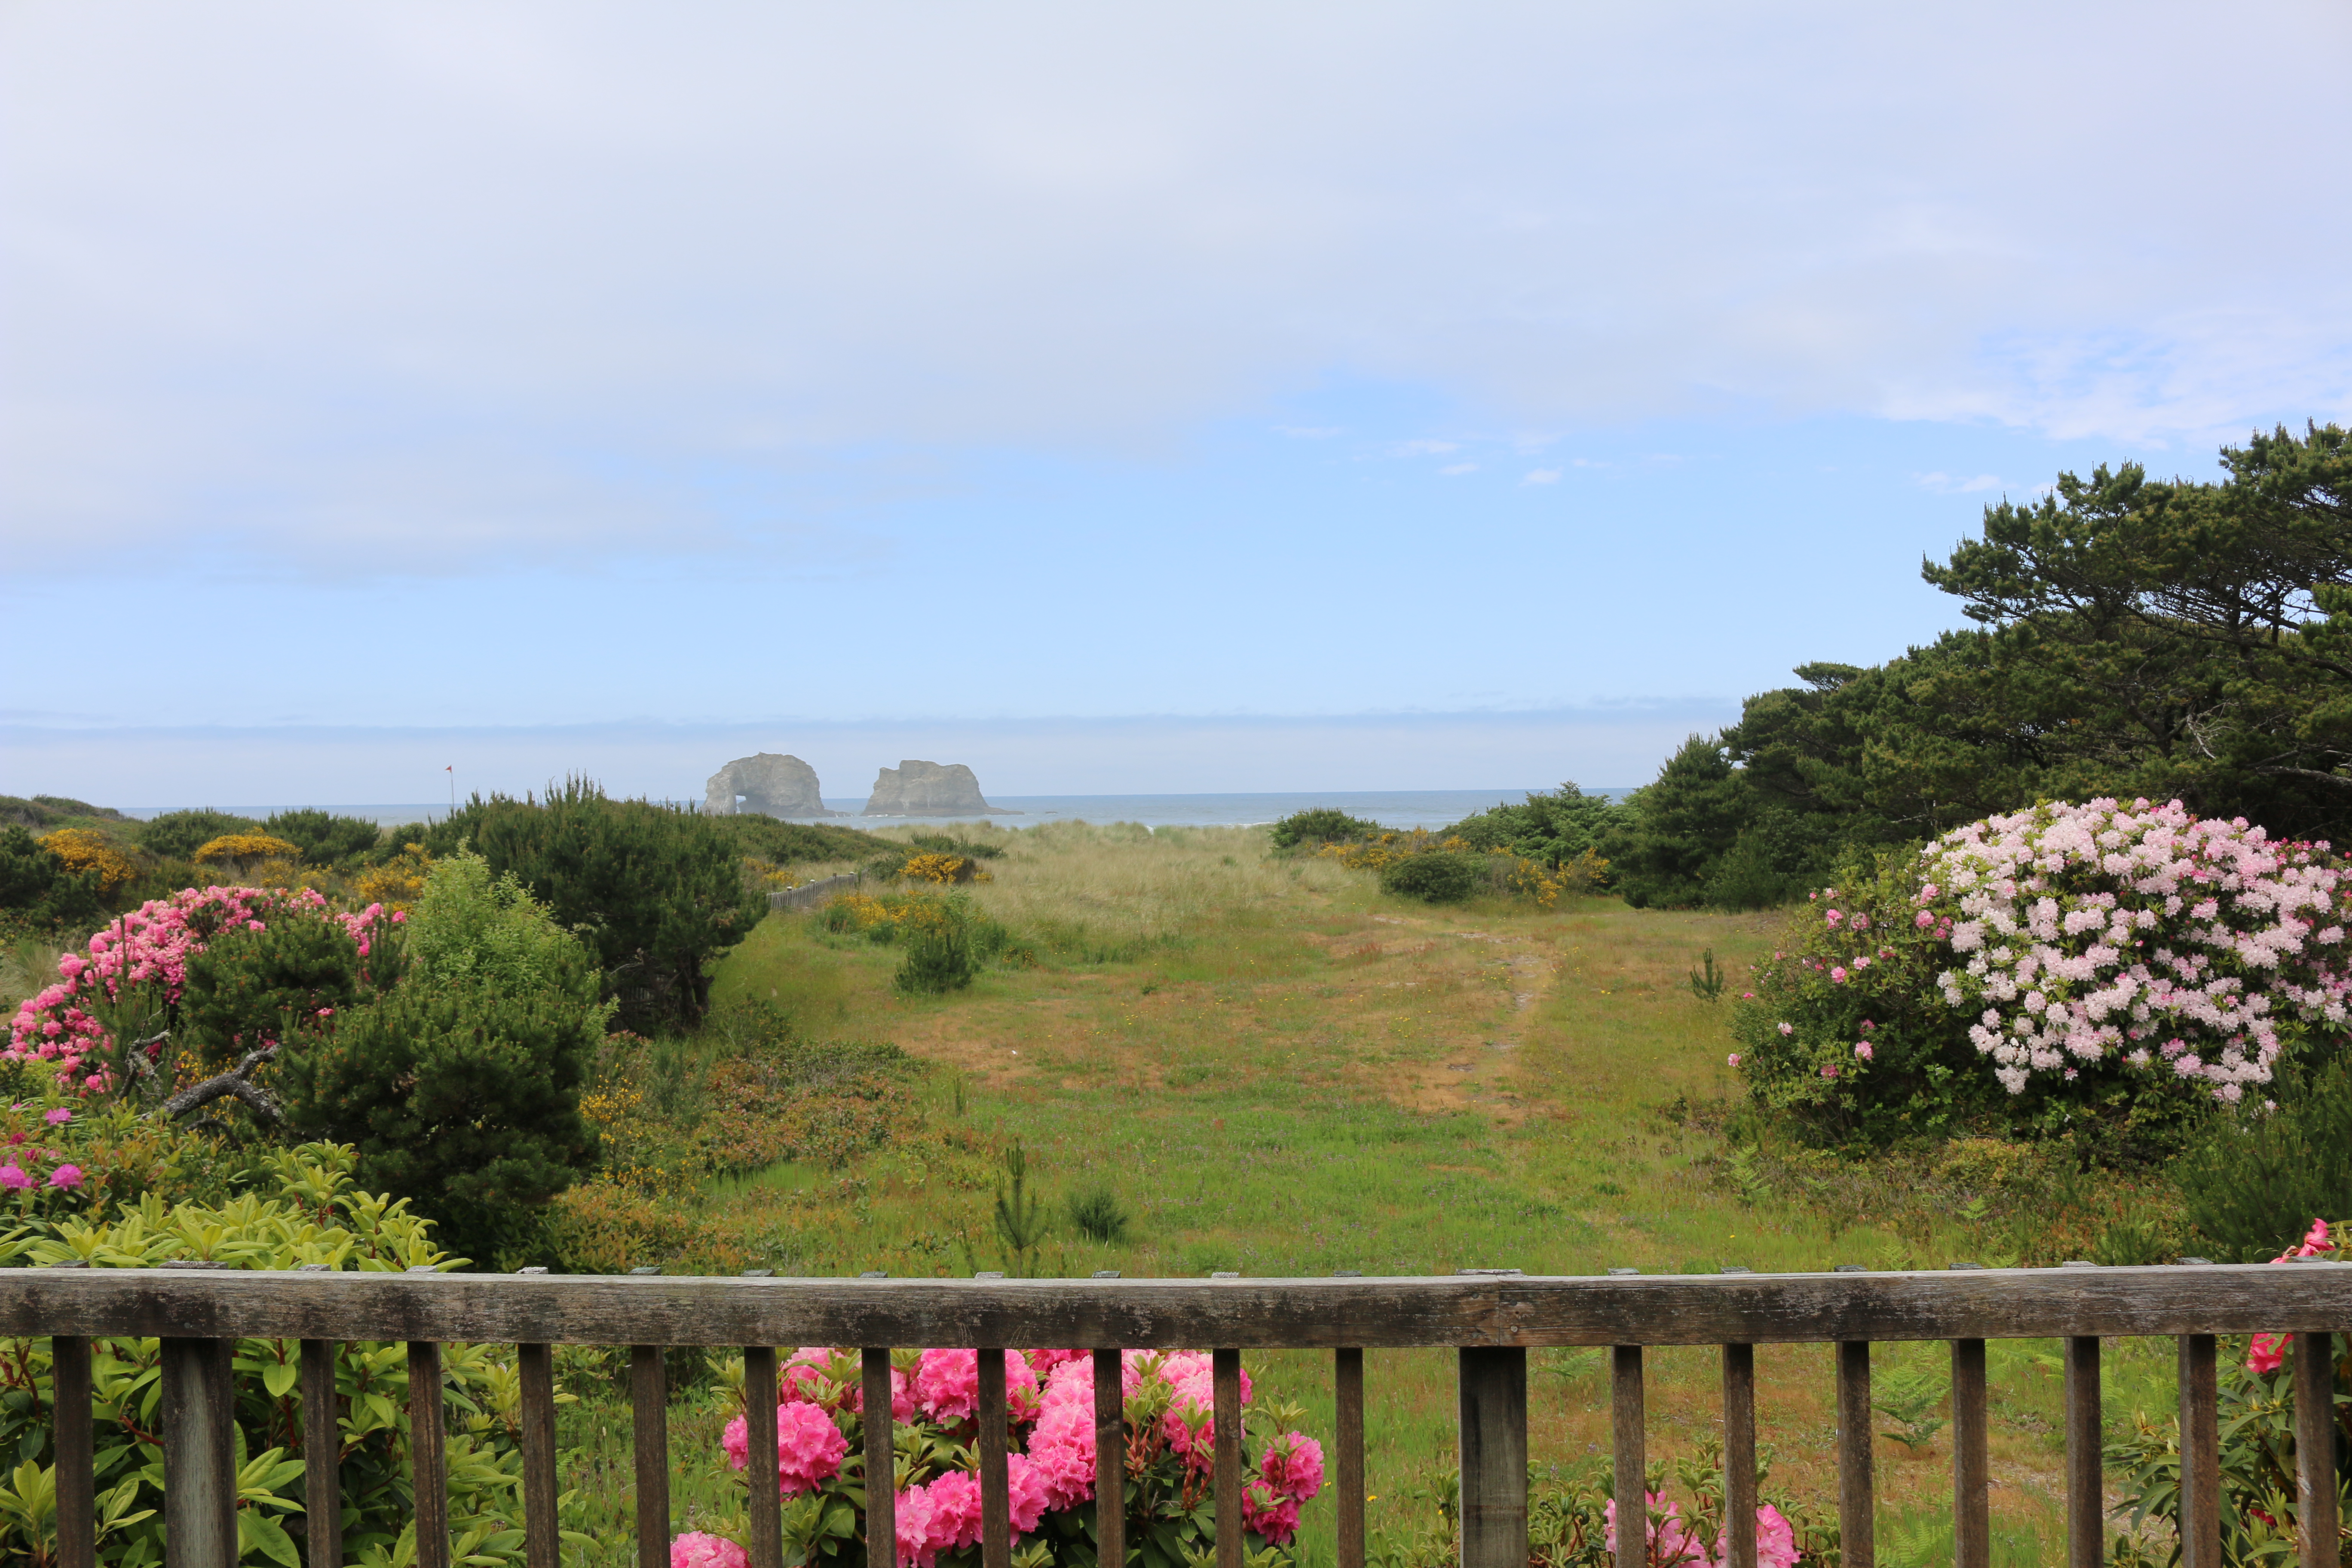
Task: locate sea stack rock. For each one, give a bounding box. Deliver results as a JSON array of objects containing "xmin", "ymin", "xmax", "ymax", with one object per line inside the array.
[
  {"xmin": 704, "ymin": 753, "xmax": 842, "ymax": 817},
  {"xmin": 861, "ymin": 760, "xmax": 1021, "ymax": 817}
]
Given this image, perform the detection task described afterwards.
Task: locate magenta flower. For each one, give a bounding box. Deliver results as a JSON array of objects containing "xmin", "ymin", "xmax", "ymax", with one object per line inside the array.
[
  {"xmin": 1829, "ymin": 966, "xmax": 1849, "ymax": 984},
  {"xmin": 1819, "ymin": 1065, "xmax": 1839, "ymax": 1078},
  {"xmin": 1853, "ymin": 1042, "xmax": 1873, "ymax": 1061},
  {"xmin": 1726, "ymin": 1053, "xmax": 1741, "ymax": 1067},
  {"xmin": 46, "ymin": 1164, "xmax": 81, "ymax": 1189},
  {"xmin": 669, "ymin": 1534, "xmax": 748, "ymax": 1568},
  {"xmin": 0, "ymin": 1165, "xmax": 30, "ymax": 1191},
  {"xmin": 43, "ymin": 1108, "xmax": 70, "ymax": 1127}
]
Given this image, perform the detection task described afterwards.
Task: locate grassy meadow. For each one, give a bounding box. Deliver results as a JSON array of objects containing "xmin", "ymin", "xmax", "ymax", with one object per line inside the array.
[{"xmin": 583, "ymin": 820, "xmax": 2184, "ymax": 1567}]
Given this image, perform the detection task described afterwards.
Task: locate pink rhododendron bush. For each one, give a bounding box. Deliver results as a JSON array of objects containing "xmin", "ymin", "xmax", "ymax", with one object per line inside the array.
[
  {"xmin": 6, "ymin": 885, "xmax": 397, "ymax": 1093},
  {"xmin": 688, "ymin": 1345, "xmax": 1325, "ymax": 1568},
  {"xmin": 1730, "ymin": 799, "xmax": 2352, "ymax": 1149}
]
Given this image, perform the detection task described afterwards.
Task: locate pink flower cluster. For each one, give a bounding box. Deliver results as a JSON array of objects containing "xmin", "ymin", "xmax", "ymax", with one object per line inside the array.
[
  {"xmin": 669, "ymin": 1534, "xmax": 748, "ymax": 1568},
  {"xmin": 1604, "ymin": 1491, "xmax": 1798, "ymax": 1568},
  {"xmin": 2247, "ymin": 1219, "xmax": 2338, "ymax": 1374},
  {"xmin": 1926, "ymin": 800, "xmax": 2349, "ymax": 1098},
  {"xmin": 721, "ymin": 1396, "xmax": 851, "ymax": 1494},
  {"xmin": 6, "ymin": 888, "xmax": 398, "ymax": 1093},
  {"xmin": 1241, "ymin": 1431, "xmax": 1326, "ymax": 1544}
]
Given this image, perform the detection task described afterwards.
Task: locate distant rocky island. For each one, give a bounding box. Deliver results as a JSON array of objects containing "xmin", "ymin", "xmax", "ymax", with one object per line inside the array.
[
  {"xmin": 702, "ymin": 753, "xmax": 843, "ymax": 818},
  {"xmin": 861, "ymin": 760, "xmax": 1020, "ymax": 817}
]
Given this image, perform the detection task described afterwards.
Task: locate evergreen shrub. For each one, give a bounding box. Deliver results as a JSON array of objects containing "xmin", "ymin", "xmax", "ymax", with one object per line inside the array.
[
  {"xmin": 1268, "ymin": 808, "xmax": 1386, "ymax": 849},
  {"xmin": 1378, "ymin": 852, "xmax": 1487, "ymax": 904},
  {"xmin": 0, "ymin": 827, "xmax": 105, "ymax": 931},
  {"xmin": 136, "ymin": 808, "xmax": 257, "ymax": 861}
]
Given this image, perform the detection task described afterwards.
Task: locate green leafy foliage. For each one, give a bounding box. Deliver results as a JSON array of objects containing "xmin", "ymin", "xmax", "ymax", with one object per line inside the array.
[
  {"xmin": 1439, "ymin": 783, "xmax": 1617, "ymax": 868},
  {"xmin": 178, "ymin": 914, "xmax": 370, "ymax": 1069},
  {"xmin": 261, "ymin": 808, "xmax": 386, "ymax": 867},
  {"xmin": 0, "ymin": 825, "xmax": 106, "ymax": 931},
  {"xmin": 417, "ymin": 779, "xmax": 766, "ymax": 1031},
  {"xmin": 282, "ymin": 854, "xmax": 608, "ymax": 1262},
  {"xmin": 135, "ymin": 808, "xmax": 259, "ymax": 861},
  {"xmin": 2174, "ymin": 1055, "xmax": 2352, "ymax": 1261},
  {"xmin": 1377, "ymin": 851, "xmax": 1485, "ymax": 904},
  {"xmin": 894, "ymin": 916, "xmax": 980, "ymax": 994},
  {"xmin": 1066, "ymin": 1182, "xmax": 1132, "ymax": 1244},
  {"xmin": 1267, "ymin": 808, "xmax": 1386, "ymax": 849},
  {"xmin": 0, "ymin": 1145, "xmax": 566, "ymax": 1568}
]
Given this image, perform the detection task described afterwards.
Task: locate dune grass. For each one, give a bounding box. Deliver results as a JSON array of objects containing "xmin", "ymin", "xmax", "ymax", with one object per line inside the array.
[{"xmin": 633, "ymin": 821, "xmax": 2196, "ymax": 1566}]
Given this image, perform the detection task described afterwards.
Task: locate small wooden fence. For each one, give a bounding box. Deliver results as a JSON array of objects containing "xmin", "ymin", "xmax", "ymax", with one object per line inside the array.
[
  {"xmin": 768, "ymin": 875, "xmax": 860, "ymax": 913},
  {"xmin": 0, "ymin": 1264, "xmax": 2346, "ymax": 1568}
]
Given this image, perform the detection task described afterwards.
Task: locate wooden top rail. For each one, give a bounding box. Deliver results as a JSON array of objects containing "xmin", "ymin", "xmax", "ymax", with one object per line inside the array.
[{"xmin": 3, "ymin": 1261, "xmax": 2346, "ymax": 1347}]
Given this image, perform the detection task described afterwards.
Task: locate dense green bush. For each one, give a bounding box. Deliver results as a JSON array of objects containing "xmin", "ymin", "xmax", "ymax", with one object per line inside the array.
[
  {"xmin": 284, "ymin": 852, "xmax": 606, "ymax": 1264},
  {"xmin": 1378, "ymin": 851, "xmax": 1487, "ymax": 904},
  {"xmin": 418, "ymin": 779, "xmax": 765, "ymax": 1031},
  {"xmin": 2173, "ymin": 1056, "xmax": 2352, "ymax": 1261},
  {"xmin": 178, "ymin": 914, "xmax": 372, "ymax": 1068},
  {"xmin": 135, "ymin": 808, "xmax": 257, "ymax": 861},
  {"xmin": 1441, "ymin": 782, "xmax": 1618, "ymax": 868},
  {"xmin": 262, "ymin": 807, "xmax": 386, "ymax": 867},
  {"xmin": 1268, "ymin": 807, "xmax": 1387, "ymax": 849},
  {"xmin": 895, "ymin": 917, "xmax": 980, "ymax": 993},
  {"xmin": 0, "ymin": 825, "xmax": 106, "ymax": 930}
]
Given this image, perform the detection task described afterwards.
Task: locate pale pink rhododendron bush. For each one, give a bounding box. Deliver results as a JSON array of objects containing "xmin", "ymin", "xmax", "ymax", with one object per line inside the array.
[{"xmin": 681, "ymin": 1346, "xmax": 1325, "ymax": 1568}]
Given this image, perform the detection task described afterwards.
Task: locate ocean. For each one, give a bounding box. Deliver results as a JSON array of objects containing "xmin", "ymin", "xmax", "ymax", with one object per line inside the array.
[{"xmin": 120, "ymin": 788, "xmax": 1630, "ymax": 832}]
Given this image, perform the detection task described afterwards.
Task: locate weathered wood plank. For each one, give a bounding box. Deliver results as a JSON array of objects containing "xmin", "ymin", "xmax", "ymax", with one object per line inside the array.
[
  {"xmin": 521, "ymin": 1344, "xmax": 561, "ymax": 1568},
  {"xmin": 1458, "ymin": 1347, "xmax": 1527, "ymax": 1568},
  {"xmin": 2177, "ymin": 1335, "xmax": 2219, "ymax": 1568},
  {"xmin": 633, "ymin": 1345, "xmax": 670, "ymax": 1568},
  {"xmin": 161, "ymin": 1338, "xmax": 236, "ymax": 1568},
  {"xmin": 1836, "ymin": 1342, "xmax": 1872, "ymax": 1568},
  {"xmin": 3, "ymin": 1265, "xmax": 2342, "ymax": 1348},
  {"xmin": 977, "ymin": 1347, "xmax": 1010, "ymax": 1568},
  {"xmin": 2062, "ymin": 1337, "xmax": 2099, "ymax": 1568},
  {"xmin": 1721, "ymin": 1344, "xmax": 1755, "ymax": 1568},
  {"xmin": 1213, "ymin": 1350, "xmax": 1242, "ymax": 1568},
  {"xmin": 1611, "ymin": 1345, "xmax": 1644, "ymax": 1568},
  {"xmin": 52, "ymin": 1335, "xmax": 92, "ymax": 1568},
  {"xmin": 1094, "ymin": 1348, "xmax": 1126, "ymax": 1568},
  {"xmin": 412, "ymin": 1341, "xmax": 451, "ymax": 1568},
  {"xmin": 2292, "ymin": 1332, "xmax": 2338, "ymax": 1568},
  {"xmin": 863, "ymin": 1349, "xmax": 895, "ymax": 1568},
  {"xmin": 300, "ymin": 1339, "xmax": 341, "ymax": 1568},
  {"xmin": 1951, "ymin": 1339, "xmax": 1988, "ymax": 1568},
  {"xmin": 1334, "ymin": 1348, "xmax": 1364, "ymax": 1568}
]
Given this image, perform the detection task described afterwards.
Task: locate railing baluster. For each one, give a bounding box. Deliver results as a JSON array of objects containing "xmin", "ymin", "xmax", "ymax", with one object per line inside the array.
[
  {"xmin": 1458, "ymin": 1347, "xmax": 1528, "ymax": 1568},
  {"xmin": 410, "ymin": 1340, "xmax": 451, "ymax": 1568},
  {"xmin": 1611, "ymin": 1345, "xmax": 1645, "ymax": 1568},
  {"xmin": 2176, "ymin": 1335, "xmax": 2220, "ymax": 1568},
  {"xmin": 863, "ymin": 1348, "xmax": 897, "ymax": 1568},
  {"xmin": 517, "ymin": 1344, "xmax": 560, "ymax": 1568},
  {"xmin": 161, "ymin": 1337, "xmax": 237, "ymax": 1568},
  {"xmin": 632, "ymin": 1344, "xmax": 671, "ymax": 1568},
  {"xmin": 742, "ymin": 1346, "xmax": 782, "ymax": 1568},
  {"xmin": 977, "ymin": 1347, "xmax": 1011, "ymax": 1568},
  {"xmin": 1951, "ymin": 1340, "xmax": 1989, "ymax": 1568},
  {"xmin": 1334, "ymin": 1348, "xmax": 1365, "ymax": 1568},
  {"xmin": 2293, "ymin": 1332, "xmax": 2339, "ymax": 1568},
  {"xmin": 53, "ymin": 1335, "xmax": 92, "ymax": 1568},
  {"xmin": 1093, "ymin": 1348, "xmax": 1125, "ymax": 1568},
  {"xmin": 301, "ymin": 1339, "xmax": 341, "ymax": 1568},
  {"xmin": 1721, "ymin": 1344, "xmax": 1756, "ymax": 1568},
  {"xmin": 2062, "ymin": 1336, "xmax": 2100, "ymax": 1568},
  {"xmin": 1213, "ymin": 1349, "xmax": 1243, "ymax": 1568},
  {"xmin": 1836, "ymin": 1341, "xmax": 1873, "ymax": 1568}
]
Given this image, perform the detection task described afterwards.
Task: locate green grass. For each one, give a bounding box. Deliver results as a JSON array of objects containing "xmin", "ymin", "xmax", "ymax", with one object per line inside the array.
[{"xmin": 553, "ymin": 823, "xmax": 2176, "ymax": 1563}]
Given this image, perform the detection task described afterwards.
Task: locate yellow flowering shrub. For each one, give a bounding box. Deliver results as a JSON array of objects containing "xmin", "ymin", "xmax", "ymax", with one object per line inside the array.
[
  {"xmin": 1320, "ymin": 832, "xmax": 1608, "ymax": 908},
  {"xmin": 190, "ymin": 832, "xmax": 300, "ymax": 865},
  {"xmin": 351, "ymin": 842, "xmax": 432, "ymax": 909},
  {"xmin": 900, "ymin": 852, "xmax": 990, "ymax": 885},
  {"xmin": 36, "ymin": 829, "xmax": 137, "ymax": 891}
]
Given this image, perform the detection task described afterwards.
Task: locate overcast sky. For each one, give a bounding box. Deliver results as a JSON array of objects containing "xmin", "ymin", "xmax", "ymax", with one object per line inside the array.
[{"xmin": 5, "ymin": 1, "xmax": 2349, "ymax": 804}]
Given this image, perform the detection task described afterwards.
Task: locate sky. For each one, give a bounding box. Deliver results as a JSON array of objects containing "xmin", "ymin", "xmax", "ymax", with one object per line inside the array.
[{"xmin": 5, "ymin": 1, "xmax": 2349, "ymax": 805}]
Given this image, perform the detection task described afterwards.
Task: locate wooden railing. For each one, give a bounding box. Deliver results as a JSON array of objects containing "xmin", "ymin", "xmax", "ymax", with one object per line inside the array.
[{"xmin": 1, "ymin": 1262, "xmax": 2346, "ymax": 1568}]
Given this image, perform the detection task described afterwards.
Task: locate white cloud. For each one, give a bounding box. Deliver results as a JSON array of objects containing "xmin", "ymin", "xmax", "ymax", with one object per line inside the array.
[
  {"xmin": 1396, "ymin": 440, "xmax": 1461, "ymax": 456},
  {"xmin": 1522, "ymin": 469, "xmax": 1562, "ymax": 485},
  {"xmin": 1439, "ymin": 462, "xmax": 1479, "ymax": 475},
  {"xmin": 3, "ymin": 0, "xmax": 2348, "ymax": 572},
  {"xmin": 1915, "ymin": 472, "xmax": 2011, "ymax": 494}
]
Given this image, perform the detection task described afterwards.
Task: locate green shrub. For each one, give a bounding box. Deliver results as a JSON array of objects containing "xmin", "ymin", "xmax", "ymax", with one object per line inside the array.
[
  {"xmin": 283, "ymin": 853, "xmax": 607, "ymax": 1263},
  {"xmin": 1440, "ymin": 783, "xmax": 1618, "ymax": 869},
  {"xmin": 1268, "ymin": 807, "xmax": 1387, "ymax": 849},
  {"xmin": 419, "ymin": 779, "xmax": 765, "ymax": 1031},
  {"xmin": 2173, "ymin": 1055, "xmax": 2352, "ymax": 1261},
  {"xmin": 178, "ymin": 913, "xmax": 371, "ymax": 1069},
  {"xmin": 262, "ymin": 807, "xmax": 386, "ymax": 867},
  {"xmin": 135, "ymin": 808, "xmax": 258, "ymax": 861},
  {"xmin": 1379, "ymin": 851, "xmax": 1487, "ymax": 903},
  {"xmin": 0, "ymin": 826, "xmax": 105, "ymax": 931},
  {"xmin": 1066, "ymin": 1183, "xmax": 1131, "ymax": 1243},
  {"xmin": 896, "ymin": 918, "xmax": 979, "ymax": 994}
]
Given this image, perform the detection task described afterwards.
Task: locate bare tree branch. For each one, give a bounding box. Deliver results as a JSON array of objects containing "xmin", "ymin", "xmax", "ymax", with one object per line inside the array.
[{"xmin": 158, "ymin": 1043, "xmax": 283, "ymax": 1126}]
